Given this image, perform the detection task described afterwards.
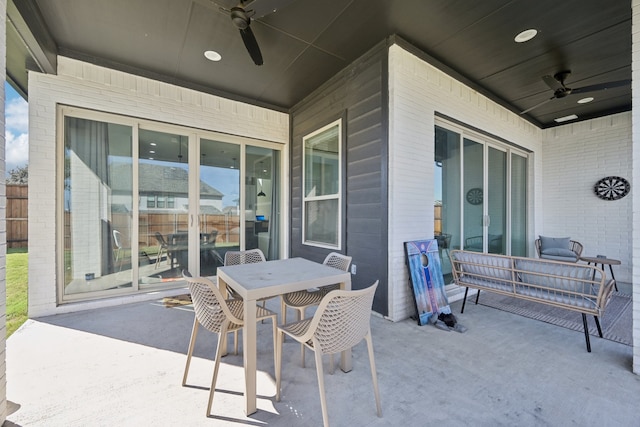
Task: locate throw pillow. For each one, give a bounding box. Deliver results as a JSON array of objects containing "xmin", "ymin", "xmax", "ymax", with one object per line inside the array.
[{"xmin": 539, "ymin": 235, "xmax": 570, "ymax": 252}]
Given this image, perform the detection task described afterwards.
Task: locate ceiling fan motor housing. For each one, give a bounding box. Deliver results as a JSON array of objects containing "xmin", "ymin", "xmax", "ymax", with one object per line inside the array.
[{"xmin": 230, "ymin": 7, "xmax": 250, "ymax": 29}]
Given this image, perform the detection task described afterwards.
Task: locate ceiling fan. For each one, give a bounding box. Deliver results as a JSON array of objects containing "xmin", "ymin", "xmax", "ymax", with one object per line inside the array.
[
  {"xmin": 216, "ymin": 0, "xmax": 296, "ymax": 66},
  {"xmin": 520, "ymin": 70, "xmax": 631, "ymax": 115},
  {"xmin": 224, "ymin": 2, "xmax": 263, "ymax": 65}
]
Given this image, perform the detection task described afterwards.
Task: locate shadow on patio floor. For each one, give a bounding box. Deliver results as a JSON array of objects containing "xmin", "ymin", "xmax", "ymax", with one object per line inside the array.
[{"xmin": 6, "ymin": 294, "xmax": 640, "ymax": 426}]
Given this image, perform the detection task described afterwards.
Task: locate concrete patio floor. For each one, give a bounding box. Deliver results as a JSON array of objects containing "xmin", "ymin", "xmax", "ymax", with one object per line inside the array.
[{"xmin": 5, "ymin": 291, "xmax": 640, "ymax": 427}]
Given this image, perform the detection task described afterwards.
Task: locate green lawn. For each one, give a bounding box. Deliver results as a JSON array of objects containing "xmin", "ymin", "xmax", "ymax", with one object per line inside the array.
[{"xmin": 7, "ymin": 248, "xmax": 28, "ymax": 337}]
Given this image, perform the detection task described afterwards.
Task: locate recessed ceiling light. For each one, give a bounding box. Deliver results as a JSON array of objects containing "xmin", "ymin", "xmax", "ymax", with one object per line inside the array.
[
  {"xmin": 577, "ymin": 97, "xmax": 594, "ymax": 104},
  {"xmin": 149, "ymin": 150, "xmax": 155, "ymax": 154},
  {"xmin": 150, "ymin": 142, "xmax": 157, "ymax": 146},
  {"xmin": 514, "ymin": 29, "xmax": 538, "ymax": 43},
  {"xmin": 204, "ymin": 50, "xmax": 222, "ymax": 62},
  {"xmin": 554, "ymin": 114, "xmax": 578, "ymax": 123}
]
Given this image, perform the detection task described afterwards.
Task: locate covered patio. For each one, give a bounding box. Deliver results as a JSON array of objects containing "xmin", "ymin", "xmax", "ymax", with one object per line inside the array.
[
  {"xmin": 2, "ymin": 1, "xmax": 640, "ymax": 424},
  {"xmin": 6, "ymin": 293, "xmax": 639, "ymax": 426}
]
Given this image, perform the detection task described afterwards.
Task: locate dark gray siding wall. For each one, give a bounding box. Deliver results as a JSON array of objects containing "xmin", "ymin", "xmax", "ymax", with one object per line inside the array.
[{"xmin": 290, "ymin": 42, "xmax": 389, "ymax": 316}]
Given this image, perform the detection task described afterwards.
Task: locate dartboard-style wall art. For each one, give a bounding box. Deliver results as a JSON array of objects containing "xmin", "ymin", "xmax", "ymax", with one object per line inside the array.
[
  {"xmin": 466, "ymin": 187, "xmax": 483, "ymax": 205},
  {"xmin": 594, "ymin": 176, "xmax": 630, "ymax": 201}
]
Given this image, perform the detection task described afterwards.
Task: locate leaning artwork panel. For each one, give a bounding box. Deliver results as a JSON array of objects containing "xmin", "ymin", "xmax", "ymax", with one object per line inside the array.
[{"xmin": 404, "ymin": 239, "xmax": 449, "ymax": 325}]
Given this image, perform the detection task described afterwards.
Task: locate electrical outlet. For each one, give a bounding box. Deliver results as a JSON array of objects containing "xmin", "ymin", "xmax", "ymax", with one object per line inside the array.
[{"xmin": 351, "ymin": 264, "xmax": 357, "ymax": 275}]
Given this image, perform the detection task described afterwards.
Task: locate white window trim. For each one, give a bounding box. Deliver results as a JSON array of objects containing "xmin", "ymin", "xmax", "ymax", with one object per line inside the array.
[{"xmin": 302, "ymin": 118, "xmax": 342, "ymax": 250}]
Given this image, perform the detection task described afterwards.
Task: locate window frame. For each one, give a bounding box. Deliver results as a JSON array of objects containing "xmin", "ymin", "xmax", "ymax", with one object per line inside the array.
[{"xmin": 302, "ymin": 118, "xmax": 342, "ymax": 249}]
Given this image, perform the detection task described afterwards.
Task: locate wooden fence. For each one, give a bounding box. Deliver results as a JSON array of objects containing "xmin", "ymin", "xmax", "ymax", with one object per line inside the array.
[{"xmin": 7, "ymin": 184, "xmax": 28, "ymax": 248}]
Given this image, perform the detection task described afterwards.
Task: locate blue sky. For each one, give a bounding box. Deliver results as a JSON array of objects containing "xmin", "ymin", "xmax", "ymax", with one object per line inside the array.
[{"xmin": 5, "ymin": 82, "xmax": 29, "ymax": 173}]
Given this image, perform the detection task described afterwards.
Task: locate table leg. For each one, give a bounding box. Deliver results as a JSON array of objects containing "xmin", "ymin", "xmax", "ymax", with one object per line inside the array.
[
  {"xmin": 243, "ymin": 297, "xmax": 258, "ymax": 416},
  {"xmin": 339, "ymin": 279, "xmax": 353, "ymax": 373},
  {"xmin": 607, "ymin": 264, "xmax": 618, "ymax": 291}
]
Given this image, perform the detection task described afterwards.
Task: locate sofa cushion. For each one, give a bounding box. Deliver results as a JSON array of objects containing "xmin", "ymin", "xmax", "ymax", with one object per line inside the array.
[
  {"xmin": 541, "ymin": 247, "xmax": 575, "ymax": 257},
  {"xmin": 514, "ymin": 259, "xmax": 594, "ymax": 298},
  {"xmin": 452, "ymin": 251, "xmax": 514, "ymax": 292}
]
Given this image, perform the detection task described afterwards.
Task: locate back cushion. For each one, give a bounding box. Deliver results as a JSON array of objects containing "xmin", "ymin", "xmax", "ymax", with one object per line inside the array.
[
  {"xmin": 515, "ymin": 259, "xmax": 592, "ymax": 293},
  {"xmin": 539, "ymin": 235, "xmax": 570, "ymax": 252},
  {"xmin": 453, "ymin": 251, "xmax": 512, "ymax": 281}
]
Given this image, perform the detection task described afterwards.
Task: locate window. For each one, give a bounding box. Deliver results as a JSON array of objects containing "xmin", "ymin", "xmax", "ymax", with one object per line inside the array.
[{"xmin": 303, "ymin": 119, "xmax": 341, "ymax": 248}]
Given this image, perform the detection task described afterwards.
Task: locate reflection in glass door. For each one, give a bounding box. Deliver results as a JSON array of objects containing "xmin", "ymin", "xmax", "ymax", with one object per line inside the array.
[
  {"xmin": 463, "ymin": 138, "xmax": 484, "ymax": 252},
  {"xmin": 199, "ymin": 139, "xmax": 240, "ymax": 276},
  {"xmin": 434, "ymin": 127, "xmax": 461, "ymax": 281},
  {"xmin": 138, "ymin": 129, "xmax": 189, "ymax": 288},
  {"xmin": 62, "ymin": 117, "xmax": 133, "ymax": 296},
  {"xmin": 435, "ymin": 123, "xmax": 527, "ymax": 277},
  {"xmin": 245, "ymin": 146, "xmax": 280, "ymax": 260},
  {"xmin": 487, "ymin": 147, "xmax": 506, "ymax": 254},
  {"xmin": 511, "ymin": 154, "xmax": 528, "ymax": 256}
]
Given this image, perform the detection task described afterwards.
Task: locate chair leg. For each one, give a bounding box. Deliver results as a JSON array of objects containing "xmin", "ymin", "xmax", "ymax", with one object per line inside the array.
[
  {"xmin": 582, "ymin": 313, "xmax": 592, "ymax": 353},
  {"xmin": 275, "ymin": 330, "xmax": 284, "ymax": 401},
  {"xmin": 475, "ymin": 289, "xmax": 481, "ymax": 305},
  {"xmin": 297, "ymin": 308, "xmax": 306, "ymax": 368},
  {"xmin": 461, "ymin": 287, "xmax": 469, "ymax": 313},
  {"xmin": 207, "ymin": 330, "xmax": 225, "ymax": 416},
  {"xmin": 594, "ymin": 316, "xmax": 603, "ymax": 337},
  {"xmin": 365, "ymin": 331, "xmax": 382, "ymax": 417},
  {"xmin": 281, "ymin": 297, "xmax": 287, "ymax": 326},
  {"xmin": 313, "ymin": 347, "xmax": 330, "ymax": 427},
  {"xmin": 154, "ymin": 245, "xmax": 163, "ymax": 269},
  {"xmin": 182, "ymin": 318, "xmax": 199, "ymax": 386},
  {"xmin": 271, "ymin": 315, "xmax": 277, "ymax": 378}
]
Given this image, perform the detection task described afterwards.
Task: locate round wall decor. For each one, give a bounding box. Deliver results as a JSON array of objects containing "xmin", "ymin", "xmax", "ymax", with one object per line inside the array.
[
  {"xmin": 594, "ymin": 176, "xmax": 630, "ymax": 201},
  {"xmin": 466, "ymin": 187, "xmax": 483, "ymax": 205}
]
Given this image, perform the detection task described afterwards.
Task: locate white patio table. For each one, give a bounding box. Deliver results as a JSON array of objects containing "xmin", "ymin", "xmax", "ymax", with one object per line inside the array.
[{"xmin": 216, "ymin": 257, "xmax": 352, "ymax": 416}]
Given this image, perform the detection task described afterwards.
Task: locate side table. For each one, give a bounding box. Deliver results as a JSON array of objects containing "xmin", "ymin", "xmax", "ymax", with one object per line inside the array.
[{"xmin": 579, "ymin": 255, "xmax": 621, "ymax": 291}]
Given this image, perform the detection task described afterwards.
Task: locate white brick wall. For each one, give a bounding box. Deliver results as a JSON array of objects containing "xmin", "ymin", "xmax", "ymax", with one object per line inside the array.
[
  {"xmin": 632, "ymin": 0, "xmax": 640, "ymax": 375},
  {"xmin": 541, "ymin": 114, "xmax": 632, "ymax": 283},
  {"xmin": 28, "ymin": 57, "xmax": 289, "ymax": 317},
  {"xmin": 387, "ymin": 45, "xmax": 542, "ymax": 321}
]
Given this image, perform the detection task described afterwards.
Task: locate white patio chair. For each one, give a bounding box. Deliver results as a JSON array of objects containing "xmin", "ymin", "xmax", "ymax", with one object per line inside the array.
[
  {"xmin": 112, "ymin": 229, "xmax": 128, "ymax": 271},
  {"xmin": 181, "ymin": 270, "xmax": 277, "ymax": 417},
  {"xmin": 275, "ymin": 281, "xmax": 382, "ymax": 427},
  {"xmin": 280, "ymin": 252, "xmax": 352, "ymax": 367},
  {"xmin": 154, "ymin": 231, "xmax": 169, "ymax": 269}
]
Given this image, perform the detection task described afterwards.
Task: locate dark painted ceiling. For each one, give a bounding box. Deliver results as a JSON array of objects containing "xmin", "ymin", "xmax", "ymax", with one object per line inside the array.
[{"xmin": 6, "ymin": 0, "xmax": 632, "ymax": 128}]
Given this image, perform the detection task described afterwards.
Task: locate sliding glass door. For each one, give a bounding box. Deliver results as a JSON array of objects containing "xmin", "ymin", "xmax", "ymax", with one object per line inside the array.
[
  {"xmin": 434, "ymin": 122, "xmax": 527, "ymax": 280},
  {"xmin": 245, "ymin": 146, "xmax": 281, "ymax": 260},
  {"xmin": 60, "ymin": 108, "xmax": 283, "ymax": 302},
  {"xmin": 62, "ymin": 116, "xmax": 134, "ymax": 296},
  {"xmin": 198, "ymin": 139, "xmax": 240, "ymax": 276},
  {"xmin": 138, "ymin": 129, "xmax": 190, "ymax": 288}
]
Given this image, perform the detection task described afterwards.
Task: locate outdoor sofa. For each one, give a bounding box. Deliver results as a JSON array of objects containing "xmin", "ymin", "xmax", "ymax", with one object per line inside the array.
[{"xmin": 449, "ymin": 250, "xmax": 616, "ymax": 352}]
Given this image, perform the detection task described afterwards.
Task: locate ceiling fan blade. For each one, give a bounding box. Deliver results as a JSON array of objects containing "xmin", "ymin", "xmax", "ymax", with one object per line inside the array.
[
  {"xmin": 520, "ymin": 96, "xmax": 556, "ymax": 115},
  {"xmin": 239, "ymin": 26, "xmax": 263, "ymax": 65},
  {"xmin": 570, "ymin": 79, "xmax": 631, "ymax": 95},
  {"xmin": 542, "ymin": 74, "xmax": 564, "ymax": 91}
]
